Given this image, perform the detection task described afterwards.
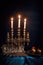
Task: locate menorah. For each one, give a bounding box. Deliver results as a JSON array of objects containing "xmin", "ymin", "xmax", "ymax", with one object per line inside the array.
[{"xmin": 2, "ymin": 14, "xmax": 30, "ymax": 56}]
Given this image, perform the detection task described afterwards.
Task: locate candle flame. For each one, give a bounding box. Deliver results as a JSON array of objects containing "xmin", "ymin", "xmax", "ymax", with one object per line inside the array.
[
  {"xmin": 11, "ymin": 17, "xmax": 14, "ymax": 21},
  {"xmin": 24, "ymin": 18, "xmax": 27, "ymax": 22},
  {"xmin": 18, "ymin": 15, "xmax": 21, "ymax": 19},
  {"xmin": 32, "ymin": 46, "xmax": 36, "ymax": 53},
  {"xmin": 38, "ymin": 49, "xmax": 42, "ymax": 53}
]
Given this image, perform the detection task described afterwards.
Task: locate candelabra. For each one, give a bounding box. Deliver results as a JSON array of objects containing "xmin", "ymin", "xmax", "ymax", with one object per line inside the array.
[{"xmin": 2, "ymin": 14, "xmax": 30, "ymax": 56}]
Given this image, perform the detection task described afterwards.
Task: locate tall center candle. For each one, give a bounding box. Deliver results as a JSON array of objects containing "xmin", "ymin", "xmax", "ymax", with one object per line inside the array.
[{"xmin": 18, "ymin": 15, "xmax": 21, "ymax": 28}]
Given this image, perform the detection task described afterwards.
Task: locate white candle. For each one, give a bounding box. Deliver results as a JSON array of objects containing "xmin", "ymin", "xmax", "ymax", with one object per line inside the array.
[
  {"xmin": 23, "ymin": 18, "xmax": 27, "ymax": 39},
  {"xmin": 24, "ymin": 18, "xmax": 27, "ymax": 29},
  {"xmin": 18, "ymin": 15, "xmax": 21, "ymax": 28},
  {"xmin": 11, "ymin": 17, "xmax": 14, "ymax": 29}
]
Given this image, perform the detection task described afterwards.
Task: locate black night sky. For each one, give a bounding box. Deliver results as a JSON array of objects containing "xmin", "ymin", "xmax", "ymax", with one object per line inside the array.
[{"xmin": 0, "ymin": 0, "xmax": 43, "ymax": 49}]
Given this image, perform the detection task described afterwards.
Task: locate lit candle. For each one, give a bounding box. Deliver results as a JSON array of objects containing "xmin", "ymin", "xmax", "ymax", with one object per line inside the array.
[
  {"xmin": 18, "ymin": 15, "xmax": 21, "ymax": 28},
  {"xmin": 24, "ymin": 18, "xmax": 27, "ymax": 29},
  {"xmin": 11, "ymin": 17, "xmax": 14, "ymax": 29},
  {"xmin": 24, "ymin": 18, "xmax": 27, "ymax": 39}
]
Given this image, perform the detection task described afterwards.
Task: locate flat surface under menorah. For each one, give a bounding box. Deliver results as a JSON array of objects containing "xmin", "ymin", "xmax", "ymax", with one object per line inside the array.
[{"xmin": 4, "ymin": 52, "xmax": 27, "ymax": 56}]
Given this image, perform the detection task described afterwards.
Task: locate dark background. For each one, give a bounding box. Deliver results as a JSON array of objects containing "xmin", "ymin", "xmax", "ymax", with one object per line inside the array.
[{"xmin": 0, "ymin": 0, "xmax": 43, "ymax": 50}]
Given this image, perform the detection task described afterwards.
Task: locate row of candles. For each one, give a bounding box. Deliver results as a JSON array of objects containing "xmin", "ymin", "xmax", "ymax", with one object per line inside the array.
[
  {"xmin": 11, "ymin": 14, "xmax": 27, "ymax": 32},
  {"xmin": 10, "ymin": 14, "xmax": 27, "ymax": 42},
  {"xmin": 9, "ymin": 14, "xmax": 30, "ymax": 47},
  {"xmin": 7, "ymin": 14, "xmax": 30, "ymax": 47}
]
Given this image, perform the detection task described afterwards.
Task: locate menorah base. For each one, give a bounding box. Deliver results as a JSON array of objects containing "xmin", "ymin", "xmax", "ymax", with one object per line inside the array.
[{"xmin": 1, "ymin": 44, "xmax": 27, "ymax": 56}]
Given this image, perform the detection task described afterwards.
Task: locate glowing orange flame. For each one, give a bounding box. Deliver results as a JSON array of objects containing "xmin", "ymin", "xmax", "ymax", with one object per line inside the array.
[
  {"xmin": 32, "ymin": 46, "xmax": 36, "ymax": 53},
  {"xmin": 11, "ymin": 17, "xmax": 14, "ymax": 21},
  {"xmin": 18, "ymin": 15, "xmax": 21, "ymax": 19},
  {"xmin": 37, "ymin": 49, "xmax": 42, "ymax": 53}
]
